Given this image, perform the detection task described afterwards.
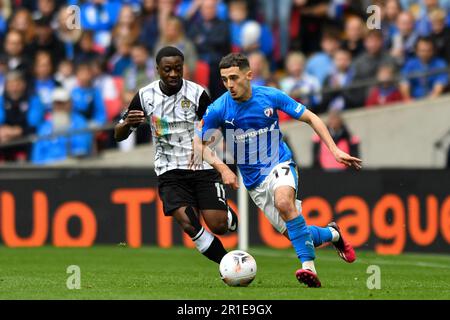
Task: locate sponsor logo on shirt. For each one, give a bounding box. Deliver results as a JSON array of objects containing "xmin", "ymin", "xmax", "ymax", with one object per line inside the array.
[
  {"xmin": 233, "ymin": 121, "xmax": 278, "ymax": 142},
  {"xmin": 264, "ymin": 107, "xmax": 274, "ymax": 117},
  {"xmin": 151, "ymin": 116, "xmax": 191, "ymax": 136}
]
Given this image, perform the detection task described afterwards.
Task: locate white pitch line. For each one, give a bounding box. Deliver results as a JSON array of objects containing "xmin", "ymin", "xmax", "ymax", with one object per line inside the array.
[{"xmin": 250, "ymin": 249, "xmax": 450, "ymax": 270}]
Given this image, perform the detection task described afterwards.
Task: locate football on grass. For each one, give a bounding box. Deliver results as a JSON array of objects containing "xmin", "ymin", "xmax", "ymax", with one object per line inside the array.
[{"xmin": 219, "ymin": 250, "xmax": 257, "ymax": 287}]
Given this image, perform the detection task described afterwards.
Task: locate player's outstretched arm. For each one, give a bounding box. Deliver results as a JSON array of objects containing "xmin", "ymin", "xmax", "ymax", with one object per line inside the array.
[
  {"xmin": 191, "ymin": 135, "xmax": 239, "ymax": 190},
  {"xmin": 298, "ymin": 109, "xmax": 362, "ymax": 170},
  {"xmin": 114, "ymin": 110, "xmax": 146, "ymax": 142}
]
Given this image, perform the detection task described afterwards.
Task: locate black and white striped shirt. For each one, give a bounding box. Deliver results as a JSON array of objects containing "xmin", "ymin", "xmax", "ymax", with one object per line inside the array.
[{"xmin": 122, "ymin": 79, "xmax": 213, "ymax": 176}]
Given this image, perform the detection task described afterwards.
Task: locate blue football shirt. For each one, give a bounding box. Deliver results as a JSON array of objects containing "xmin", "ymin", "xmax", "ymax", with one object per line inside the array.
[{"xmin": 200, "ymin": 85, "xmax": 306, "ymax": 189}]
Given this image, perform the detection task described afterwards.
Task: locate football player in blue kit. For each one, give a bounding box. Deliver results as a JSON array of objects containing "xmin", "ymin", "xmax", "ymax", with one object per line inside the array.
[{"xmin": 194, "ymin": 53, "xmax": 362, "ymax": 287}]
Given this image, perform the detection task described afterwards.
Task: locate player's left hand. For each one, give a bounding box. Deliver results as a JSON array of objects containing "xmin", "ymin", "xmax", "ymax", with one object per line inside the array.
[{"xmin": 333, "ymin": 149, "xmax": 362, "ymax": 170}]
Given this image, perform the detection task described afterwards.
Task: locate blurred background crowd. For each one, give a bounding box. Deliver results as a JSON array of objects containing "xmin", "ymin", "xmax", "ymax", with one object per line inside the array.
[{"xmin": 0, "ymin": 0, "xmax": 449, "ymax": 167}]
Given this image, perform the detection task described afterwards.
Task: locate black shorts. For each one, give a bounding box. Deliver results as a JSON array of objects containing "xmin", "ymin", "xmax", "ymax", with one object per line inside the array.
[{"xmin": 158, "ymin": 169, "xmax": 228, "ymax": 216}]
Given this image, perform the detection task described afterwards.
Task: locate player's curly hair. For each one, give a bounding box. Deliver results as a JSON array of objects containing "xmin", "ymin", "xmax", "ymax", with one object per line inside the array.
[{"xmin": 219, "ymin": 53, "xmax": 250, "ymax": 70}]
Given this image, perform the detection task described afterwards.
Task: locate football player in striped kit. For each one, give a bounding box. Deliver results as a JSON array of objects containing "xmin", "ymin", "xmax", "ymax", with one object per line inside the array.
[{"xmin": 115, "ymin": 46, "xmax": 238, "ymax": 265}]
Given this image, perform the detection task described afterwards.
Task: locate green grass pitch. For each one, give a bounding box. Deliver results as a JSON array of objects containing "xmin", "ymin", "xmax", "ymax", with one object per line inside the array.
[{"xmin": 0, "ymin": 246, "xmax": 449, "ymax": 300}]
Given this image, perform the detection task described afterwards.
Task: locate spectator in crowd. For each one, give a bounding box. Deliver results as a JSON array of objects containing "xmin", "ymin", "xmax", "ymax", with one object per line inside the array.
[
  {"xmin": 280, "ymin": 51, "xmax": 321, "ymax": 109},
  {"xmin": 390, "ymin": 11, "xmax": 419, "ymax": 65},
  {"xmin": 31, "ymin": 87, "xmax": 93, "ymax": 164},
  {"xmin": 32, "ymin": 0, "xmax": 59, "ymax": 25},
  {"xmin": 400, "ymin": 36, "xmax": 449, "ymax": 100},
  {"xmin": 341, "ymin": 15, "xmax": 366, "ymax": 58},
  {"xmin": 71, "ymin": 63, "xmax": 107, "ymax": 126},
  {"xmin": 123, "ymin": 43, "xmax": 157, "ymax": 92},
  {"xmin": 229, "ymin": 0, "xmax": 249, "ymax": 53},
  {"xmin": 119, "ymin": 0, "xmax": 142, "ymax": 13},
  {"xmin": 366, "ymin": 64, "xmax": 404, "ymax": 107},
  {"xmin": 154, "ymin": 16, "xmax": 198, "ymax": 80},
  {"xmin": 3, "ymin": 0, "xmax": 450, "ymax": 163},
  {"xmin": 79, "ymin": 0, "xmax": 122, "ymax": 51},
  {"xmin": 187, "ymin": 0, "xmax": 230, "ymax": 99},
  {"xmin": 138, "ymin": 0, "xmax": 159, "ymax": 53},
  {"xmin": 321, "ymin": 49, "xmax": 357, "ymax": 113},
  {"xmin": 157, "ymin": 0, "xmax": 178, "ymax": 30},
  {"xmin": 74, "ymin": 31, "xmax": 102, "ymax": 66},
  {"xmin": 91, "ymin": 57, "xmax": 122, "ymax": 122},
  {"xmin": 187, "ymin": 0, "xmax": 231, "ymax": 99},
  {"xmin": 312, "ymin": 110, "xmax": 360, "ymax": 170},
  {"xmin": 33, "ymin": 50, "xmax": 60, "ymax": 113},
  {"xmin": 9, "ymin": 8, "xmax": 35, "ymax": 45},
  {"xmin": 29, "ymin": 16, "xmax": 66, "ymax": 67},
  {"xmin": 291, "ymin": 0, "xmax": 338, "ymax": 56},
  {"xmin": 228, "ymin": 0, "xmax": 273, "ymax": 57},
  {"xmin": 0, "ymin": 71, "xmax": 45, "ymax": 162},
  {"xmin": 177, "ymin": 0, "xmax": 228, "ymax": 22},
  {"xmin": 112, "ymin": 4, "xmax": 141, "ymax": 46},
  {"xmin": 260, "ymin": 0, "xmax": 294, "ymax": 60},
  {"xmin": 123, "ymin": 43, "xmax": 158, "ymax": 143},
  {"xmin": 382, "ymin": 0, "xmax": 402, "ymax": 47},
  {"xmin": 55, "ymin": 5, "xmax": 82, "ymax": 61},
  {"xmin": 415, "ymin": 0, "xmax": 443, "ymax": 36},
  {"xmin": 429, "ymin": 8, "xmax": 450, "ymax": 62},
  {"xmin": 0, "ymin": 0, "xmax": 12, "ymax": 43},
  {"xmin": 351, "ymin": 29, "xmax": 397, "ymax": 107},
  {"xmin": 2, "ymin": 30, "xmax": 30, "ymax": 75},
  {"xmin": 108, "ymin": 36, "xmax": 133, "ymax": 76},
  {"xmin": 248, "ymin": 51, "xmax": 271, "ymax": 86},
  {"xmin": 400, "ymin": 0, "xmax": 450, "ymax": 31},
  {"xmin": 55, "ymin": 59, "xmax": 77, "ymax": 93},
  {"xmin": 306, "ymin": 29, "xmax": 342, "ymax": 85}
]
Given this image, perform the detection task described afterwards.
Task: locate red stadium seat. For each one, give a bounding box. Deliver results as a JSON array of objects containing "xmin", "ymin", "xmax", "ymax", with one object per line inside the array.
[
  {"xmin": 195, "ymin": 60, "xmax": 210, "ymax": 89},
  {"xmin": 104, "ymin": 77, "xmax": 124, "ymax": 122}
]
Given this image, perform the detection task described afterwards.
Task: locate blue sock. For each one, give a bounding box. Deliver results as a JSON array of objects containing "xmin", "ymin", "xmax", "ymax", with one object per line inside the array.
[
  {"xmin": 308, "ymin": 226, "xmax": 333, "ymax": 247},
  {"xmin": 285, "ymin": 215, "xmax": 315, "ymax": 263}
]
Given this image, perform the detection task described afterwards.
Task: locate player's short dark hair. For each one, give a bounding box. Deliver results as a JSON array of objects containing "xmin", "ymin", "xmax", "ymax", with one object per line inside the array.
[
  {"xmin": 156, "ymin": 46, "xmax": 184, "ymax": 65},
  {"xmin": 219, "ymin": 53, "xmax": 250, "ymax": 70}
]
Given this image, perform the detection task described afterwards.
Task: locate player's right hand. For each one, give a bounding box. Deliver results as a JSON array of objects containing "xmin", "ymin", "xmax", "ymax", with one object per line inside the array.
[
  {"xmin": 125, "ymin": 110, "xmax": 146, "ymax": 126},
  {"xmin": 221, "ymin": 169, "xmax": 239, "ymax": 190}
]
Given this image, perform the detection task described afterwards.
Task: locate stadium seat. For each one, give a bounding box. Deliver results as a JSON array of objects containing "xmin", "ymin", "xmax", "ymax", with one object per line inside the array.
[
  {"xmin": 105, "ymin": 77, "xmax": 124, "ymax": 122},
  {"xmin": 195, "ymin": 60, "xmax": 210, "ymax": 89}
]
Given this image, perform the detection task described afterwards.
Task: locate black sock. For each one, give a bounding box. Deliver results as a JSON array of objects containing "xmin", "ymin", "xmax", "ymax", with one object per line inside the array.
[{"xmin": 201, "ymin": 236, "xmax": 227, "ymax": 264}]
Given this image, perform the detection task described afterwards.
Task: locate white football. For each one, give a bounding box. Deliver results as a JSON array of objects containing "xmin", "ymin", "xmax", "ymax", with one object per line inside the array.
[{"xmin": 219, "ymin": 250, "xmax": 257, "ymax": 287}]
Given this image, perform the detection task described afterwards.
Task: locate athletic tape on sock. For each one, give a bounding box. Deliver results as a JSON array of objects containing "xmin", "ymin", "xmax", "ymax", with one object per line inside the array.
[{"xmin": 192, "ymin": 227, "xmax": 214, "ymax": 253}]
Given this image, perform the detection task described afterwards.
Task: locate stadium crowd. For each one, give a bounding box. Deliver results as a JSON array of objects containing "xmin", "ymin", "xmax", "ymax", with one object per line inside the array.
[{"xmin": 0, "ymin": 0, "xmax": 449, "ymax": 165}]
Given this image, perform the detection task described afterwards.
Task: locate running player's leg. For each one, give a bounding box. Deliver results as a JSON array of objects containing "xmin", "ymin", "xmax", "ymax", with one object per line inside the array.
[
  {"xmin": 158, "ymin": 170, "xmax": 227, "ymax": 264},
  {"xmin": 201, "ymin": 210, "xmax": 228, "ymax": 235},
  {"xmin": 273, "ymin": 186, "xmax": 321, "ymax": 284},
  {"xmin": 196, "ymin": 170, "xmax": 238, "ymax": 234},
  {"xmin": 258, "ymin": 168, "xmax": 355, "ymax": 262},
  {"xmin": 172, "ymin": 206, "xmax": 227, "ymax": 264}
]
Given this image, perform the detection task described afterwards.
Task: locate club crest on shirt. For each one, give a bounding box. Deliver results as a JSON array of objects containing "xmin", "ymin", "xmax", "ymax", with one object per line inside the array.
[
  {"xmin": 181, "ymin": 99, "xmax": 191, "ymax": 109},
  {"xmin": 264, "ymin": 107, "xmax": 274, "ymax": 117}
]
